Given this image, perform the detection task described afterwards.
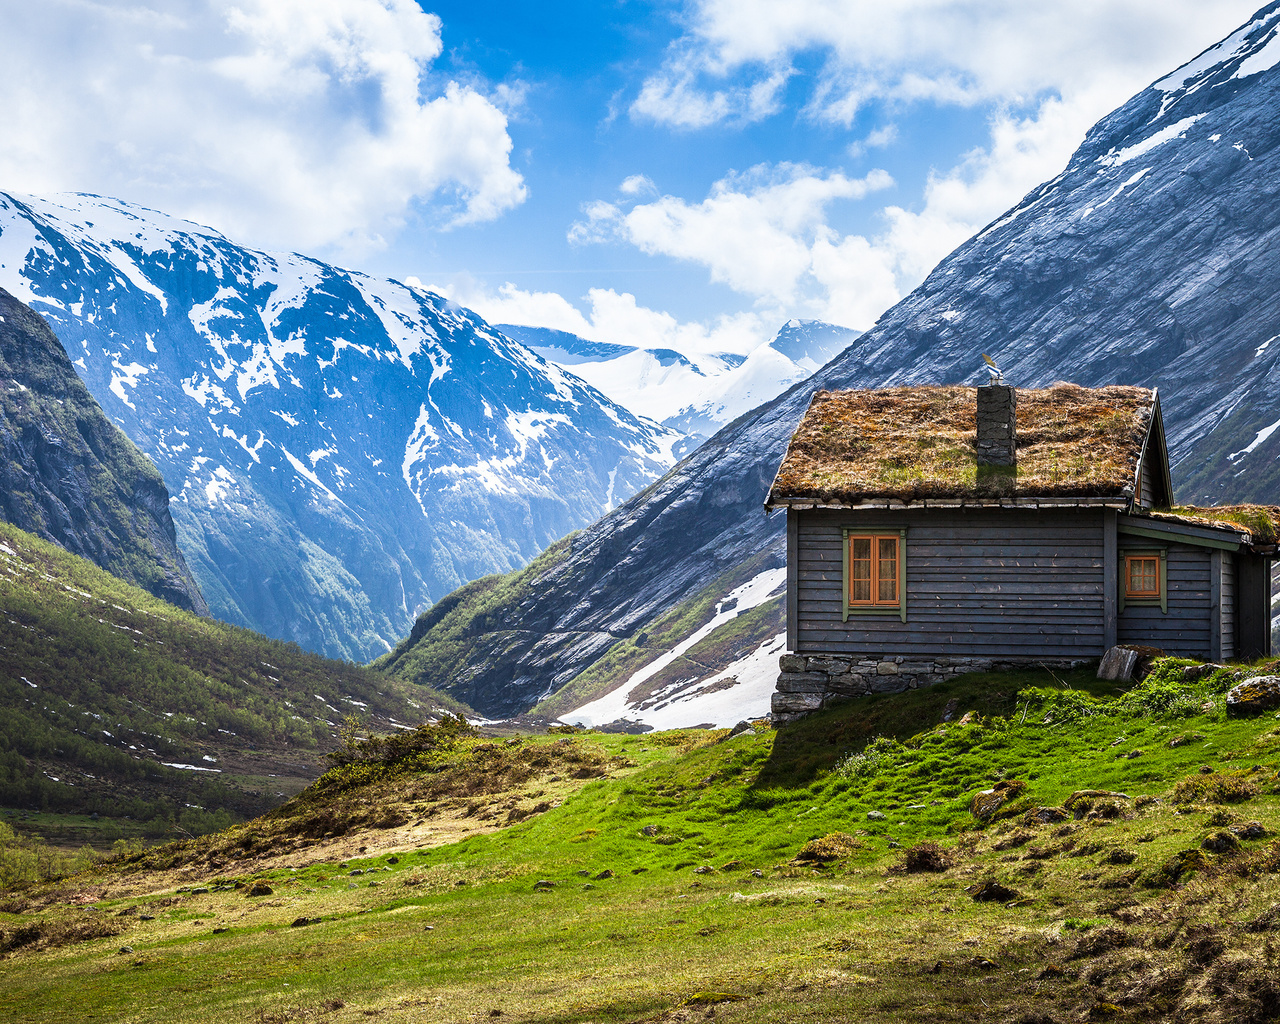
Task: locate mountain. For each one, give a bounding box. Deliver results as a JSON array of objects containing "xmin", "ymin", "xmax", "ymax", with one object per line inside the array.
[
  {"xmin": 0, "ymin": 287, "xmax": 205, "ymax": 613},
  {"xmin": 499, "ymin": 319, "xmax": 859, "ymax": 444},
  {"xmin": 0, "ymin": 194, "xmax": 680, "ymax": 661},
  {"xmin": 380, "ymin": 3, "xmax": 1280, "ymax": 722},
  {"xmin": 0, "ymin": 518, "xmax": 457, "ymax": 832}
]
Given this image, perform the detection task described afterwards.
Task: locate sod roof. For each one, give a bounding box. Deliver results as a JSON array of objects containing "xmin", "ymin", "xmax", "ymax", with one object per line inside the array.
[
  {"xmin": 767, "ymin": 384, "xmax": 1157, "ymax": 505},
  {"xmin": 1155, "ymin": 506, "xmax": 1280, "ymax": 547}
]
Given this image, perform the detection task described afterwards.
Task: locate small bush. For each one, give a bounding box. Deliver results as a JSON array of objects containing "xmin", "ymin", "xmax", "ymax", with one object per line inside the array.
[
  {"xmin": 897, "ymin": 841, "xmax": 952, "ymax": 873},
  {"xmin": 834, "ymin": 737, "xmax": 907, "ymax": 779},
  {"xmin": 1172, "ymin": 771, "xmax": 1260, "ymax": 805},
  {"xmin": 792, "ymin": 833, "xmax": 861, "ymax": 863}
]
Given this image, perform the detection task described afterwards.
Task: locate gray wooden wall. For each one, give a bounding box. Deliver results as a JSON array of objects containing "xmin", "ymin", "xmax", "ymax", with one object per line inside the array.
[
  {"xmin": 793, "ymin": 507, "xmax": 1107, "ymax": 659},
  {"xmin": 1116, "ymin": 543, "xmax": 1213, "ymax": 657}
]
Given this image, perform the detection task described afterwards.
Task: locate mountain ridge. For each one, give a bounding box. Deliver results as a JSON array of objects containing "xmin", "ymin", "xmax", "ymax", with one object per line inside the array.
[{"xmin": 0, "ymin": 193, "xmax": 680, "ymax": 661}]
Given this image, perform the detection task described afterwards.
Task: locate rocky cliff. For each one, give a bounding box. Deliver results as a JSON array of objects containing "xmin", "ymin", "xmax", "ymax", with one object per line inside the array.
[{"xmin": 0, "ymin": 287, "xmax": 205, "ymax": 613}]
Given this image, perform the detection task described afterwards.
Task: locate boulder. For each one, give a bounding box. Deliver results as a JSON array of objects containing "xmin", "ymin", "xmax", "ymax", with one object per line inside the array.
[
  {"xmin": 1226, "ymin": 675, "xmax": 1280, "ymax": 716},
  {"xmin": 1097, "ymin": 646, "xmax": 1139, "ymax": 682}
]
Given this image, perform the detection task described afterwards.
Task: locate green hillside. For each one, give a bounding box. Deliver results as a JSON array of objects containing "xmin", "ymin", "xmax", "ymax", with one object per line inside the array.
[
  {"xmin": 3, "ymin": 660, "xmax": 1280, "ymax": 1022},
  {"xmin": 0, "ymin": 520, "xmax": 465, "ymax": 839}
]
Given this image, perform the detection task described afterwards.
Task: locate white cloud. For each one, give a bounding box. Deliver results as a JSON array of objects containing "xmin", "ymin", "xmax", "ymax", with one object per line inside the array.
[
  {"xmin": 0, "ymin": 0, "xmax": 527, "ymax": 252},
  {"xmin": 572, "ymin": 91, "xmax": 1095, "ymax": 332},
  {"xmin": 572, "ymin": 164, "xmax": 893, "ymax": 306},
  {"xmin": 434, "ymin": 277, "xmax": 770, "ymax": 356},
  {"xmin": 636, "ymin": 0, "xmax": 1260, "ymax": 127}
]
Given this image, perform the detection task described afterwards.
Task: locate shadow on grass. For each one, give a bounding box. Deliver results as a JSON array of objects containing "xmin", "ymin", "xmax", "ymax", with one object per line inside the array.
[{"xmin": 750, "ymin": 667, "xmax": 1116, "ymax": 792}]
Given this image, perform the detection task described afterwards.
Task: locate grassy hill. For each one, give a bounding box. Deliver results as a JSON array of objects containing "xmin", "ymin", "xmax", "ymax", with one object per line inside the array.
[
  {"xmin": 0, "ymin": 521, "xmax": 465, "ymax": 843},
  {"xmin": 2, "ymin": 659, "xmax": 1279, "ymax": 1022}
]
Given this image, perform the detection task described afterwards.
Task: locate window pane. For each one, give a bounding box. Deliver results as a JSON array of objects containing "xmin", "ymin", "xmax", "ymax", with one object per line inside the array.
[
  {"xmin": 850, "ymin": 537, "xmax": 871, "ymax": 602},
  {"xmin": 877, "ymin": 537, "xmax": 898, "ymax": 603},
  {"xmin": 1126, "ymin": 556, "xmax": 1158, "ymax": 596}
]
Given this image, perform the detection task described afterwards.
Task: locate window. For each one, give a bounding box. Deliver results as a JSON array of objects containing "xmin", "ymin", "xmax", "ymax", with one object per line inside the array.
[
  {"xmin": 1125, "ymin": 554, "xmax": 1159, "ymax": 599},
  {"xmin": 843, "ymin": 530, "xmax": 906, "ymax": 621},
  {"xmin": 1118, "ymin": 548, "xmax": 1166, "ymax": 613}
]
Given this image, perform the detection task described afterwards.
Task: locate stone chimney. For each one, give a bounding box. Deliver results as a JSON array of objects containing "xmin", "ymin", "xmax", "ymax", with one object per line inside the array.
[{"xmin": 976, "ymin": 384, "xmax": 1017, "ymax": 467}]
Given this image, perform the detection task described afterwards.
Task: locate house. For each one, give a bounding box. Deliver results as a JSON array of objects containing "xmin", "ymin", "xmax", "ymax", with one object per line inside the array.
[{"xmin": 763, "ymin": 383, "xmax": 1277, "ymax": 722}]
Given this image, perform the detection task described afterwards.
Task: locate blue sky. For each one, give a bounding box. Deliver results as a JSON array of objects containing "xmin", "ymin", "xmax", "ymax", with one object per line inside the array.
[{"xmin": 0, "ymin": 0, "xmax": 1263, "ymax": 354}]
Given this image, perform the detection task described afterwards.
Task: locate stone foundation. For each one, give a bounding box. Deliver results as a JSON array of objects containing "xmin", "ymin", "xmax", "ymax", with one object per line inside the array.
[{"xmin": 771, "ymin": 653, "xmax": 1092, "ymax": 723}]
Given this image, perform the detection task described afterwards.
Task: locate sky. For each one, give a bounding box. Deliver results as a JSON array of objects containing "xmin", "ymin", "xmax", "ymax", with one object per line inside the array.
[{"xmin": 0, "ymin": 0, "xmax": 1264, "ymax": 357}]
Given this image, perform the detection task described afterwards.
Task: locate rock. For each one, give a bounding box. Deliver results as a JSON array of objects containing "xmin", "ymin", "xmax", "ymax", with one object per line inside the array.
[
  {"xmin": 1152, "ymin": 849, "xmax": 1212, "ymax": 887},
  {"xmin": 0, "ymin": 288, "xmax": 206, "ymax": 613},
  {"xmin": 720, "ymin": 860, "xmax": 743, "ymax": 871},
  {"xmin": 1182, "ymin": 663, "xmax": 1223, "ymax": 682},
  {"xmin": 1231, "ymin": 822, "xmax": 1267, "ymax": 840},
  {"xmin": 581, "ymin": 884, "xmax": 596, "ymax": 890},
  {"xmin": 1226, "ymin": 675, "xmax": 1280, "ymax": 716},
  {"xmin": 693, "ymin": 866, "xmax": 714, "ymax": 875},
  {"xmin": 965, "ymin": 880, "xmax": 1022, "ymax": 903},
  {"xmin": 387, "ymin": 856, "xmax": 399, "ymax": 865},
  {"xmin": 1201, "ymin": 830, "xmax": 1240, "ymax": 854},
  {"xmin": 750, "ymin": 869, "xmax": 764, "ymax": 878},
  {"xmin": 349, "ymin": 869, "xmax": 364, "ymax": 876},
  {"xmin": 593, "ymin": 869, "xmax": 614, "ymax": 880},
  {"xmin": 640, "ymin": 825, "xmax": 660, "ymax": 836},
  {"xmin": 118, "ymin": 946, "xmax": 133, "ymax": 955},
  {"xmin": 1096, "ymin": 646, "xmax": 1139, "ymax": 682},
  {"xmin": 957, "ymin": 711, "xmax": 980, "ymax": 725},
  {"xmin": 726, "ymin": 721, "xmax": 755, "ymax": 739},
  {"xmin": 866, "ymin": 810, "xmax": 887, "ymax": 821},
  {"xmin": 245, "ymin": 882, "xmax": 273, "ymax": 897},
  {"xmin": 1023, "ymin": 806, "xmax": 1070, "ymax": 826},
  {"xmin": 876, "ymin": 662, "xmax": 899, "ymax": 675},
  {"xmin": 291, "ymin": 917, "xmax": 317, "ymax": 928},
  {"xmin": 778, "ymin": 654, "xmax": 807, "ymax": 673},
  {"xmin": 576, "ymin": 870, "xmax": 591, "ymax": 877},
  {"xmin": 190, "ymin": 887, "xmax": 209, "ymax": 895},
  {"xmin": 533, "ymin": 880, "xmax": 555, "ymax": 890},
  {"xmin": 971, "ymin": 780, "xmax": 1027, "ymax": 822},
  {"xmin": 138, "ymin": 915, "xmax": 155, "ymax": 922}
]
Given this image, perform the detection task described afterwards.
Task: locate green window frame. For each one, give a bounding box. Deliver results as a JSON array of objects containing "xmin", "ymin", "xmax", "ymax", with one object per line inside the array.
[
  {"xmin": 1118, "ymin": 546, "xmax": 1167, "ymax": 613},
  {"xmin": 842, "ymin": 528, "xmax": 907, "ymax": 622}
]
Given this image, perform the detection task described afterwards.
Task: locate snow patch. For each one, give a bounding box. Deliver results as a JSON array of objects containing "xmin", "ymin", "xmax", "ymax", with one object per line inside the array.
[{"xmin": 1097, "ymin": 115, "xmax": 1206, "ymax": 168}]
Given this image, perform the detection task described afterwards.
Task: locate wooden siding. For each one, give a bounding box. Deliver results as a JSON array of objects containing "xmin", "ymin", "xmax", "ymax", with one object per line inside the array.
[
  {"xmin": 1237, "ymin": 553, "xmax": 1273, "ymax": 659},
  {"xmin": 1117, "ymin": 543, "xmax": 1213, "ymax": 657},
  {"xmin": 1138, "ymin": 451, "xmax": 1153, "ymax": 509},
  {"xmin": 795, "ymin": 508, "xmax": 1106, "ymax": 658},
  {"xmin": 1221, "ymin": 553, "xmax": 1236, "ymax": 661}
]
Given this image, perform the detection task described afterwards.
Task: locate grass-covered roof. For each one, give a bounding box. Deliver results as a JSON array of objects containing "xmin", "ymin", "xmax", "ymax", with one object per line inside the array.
[{"xmin": 767, "ymin": 384, "xmax": 1156, "ymax": 505}]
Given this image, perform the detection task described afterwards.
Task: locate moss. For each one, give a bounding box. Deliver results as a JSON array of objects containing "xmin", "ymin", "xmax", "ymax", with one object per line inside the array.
[{"xmin": 769, "ymin": 383, "xmax": 1154, "ymax": 503}]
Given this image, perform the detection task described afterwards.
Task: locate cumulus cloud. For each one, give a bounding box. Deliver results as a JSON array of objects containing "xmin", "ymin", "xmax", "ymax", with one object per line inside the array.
[
  {"xmin": 0, "ymin": 0, "xmax": 527, "ymax": 252},
  {"xmin": 572, "ymin": 164, "xmax": 893, "ymax": 307},
  {"xmin": 635, "ymin": 0, "xmax": 1259, "ymax": 127},
  {"xmin": 434, "ymin": 277, "xmax": 770, "ymax": 357},
  {"xmin": 572, "ymin": 89, "xmax": 1098, "ymax": 333}
]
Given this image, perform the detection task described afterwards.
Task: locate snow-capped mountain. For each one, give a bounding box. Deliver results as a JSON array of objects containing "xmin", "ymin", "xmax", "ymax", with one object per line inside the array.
[
  {"xmin": 385, "ymin": 1, "xmax": 1280, "ymax": 717},
  {"xmin": 0, "ymin": 192, "xmax": 680, "ymax": 661},
  {"xmin": 498, "ymin": 318, "xmax": 859, "ymax": 443}
]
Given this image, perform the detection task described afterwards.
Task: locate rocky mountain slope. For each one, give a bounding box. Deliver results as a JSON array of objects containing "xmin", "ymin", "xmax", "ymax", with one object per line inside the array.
[
  {"xmin": 381, "ymin": 2, "xmax": 1280, "ymax": 722},
  {"xmin": 0, "ymin": 287, "xmax": 204, "ymax": 613},
  {"xmin": 0, "ymin": 194, "xmax": 680, "ymax": 661},
  {"xmin": 499, "ymin": 318, "xmax": 859, "ymax": 445}
]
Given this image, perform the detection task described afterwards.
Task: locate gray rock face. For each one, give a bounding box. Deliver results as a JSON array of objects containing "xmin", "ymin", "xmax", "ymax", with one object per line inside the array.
[
  {"xmin": 389, "ymin": 4, "xmax": 1280, "ymax": 717},
  {"xmin": 1226, "ymin": 674, "xmax": 1280, "ymax": 715},
  {"xmin": 0, "ymin": 287, "xmax": 205, "ymax": 613}
]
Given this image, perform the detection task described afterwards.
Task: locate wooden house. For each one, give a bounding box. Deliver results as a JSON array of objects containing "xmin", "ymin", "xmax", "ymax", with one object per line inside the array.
[{"xmin": 764, "ymin": 383, "xmax": 1277, "ymax": 722}]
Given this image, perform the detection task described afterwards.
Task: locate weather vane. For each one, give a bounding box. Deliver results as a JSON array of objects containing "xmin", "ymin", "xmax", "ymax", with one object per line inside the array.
[{"xmin": 981, "ymin": 353, "xmax": 1005, "ymax": 385}]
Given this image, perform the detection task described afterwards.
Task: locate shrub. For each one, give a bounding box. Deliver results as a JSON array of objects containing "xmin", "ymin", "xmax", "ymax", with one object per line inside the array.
[
  {"xmin": 833, "ymin": 737, "xmax": 907, "ymax": 779},
  {"xmin": 793, "ymin": 832, "xmax": 861, "ymax": 863},
  {"xmin": 1172, "ymin": 771, "xmax": 1260, "ymax": 805},
  {"xmin": 896, "ymin": 841, "xmax": 952, "ymax": 873}
]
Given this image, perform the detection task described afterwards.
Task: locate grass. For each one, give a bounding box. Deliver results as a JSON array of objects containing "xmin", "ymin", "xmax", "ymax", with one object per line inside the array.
[{"xmin": 3, "ymin": 660, "xmax": 1280, "ymax": 1022}]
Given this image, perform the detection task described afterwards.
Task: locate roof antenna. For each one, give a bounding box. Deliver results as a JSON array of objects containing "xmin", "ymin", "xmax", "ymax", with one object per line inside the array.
[{"xmin": 981, "ymin": 353, "xmax": 1005, "ymax": 385}]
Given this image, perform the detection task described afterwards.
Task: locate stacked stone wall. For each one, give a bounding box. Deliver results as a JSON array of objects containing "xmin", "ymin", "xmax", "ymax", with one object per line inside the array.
[{"xmin": 771, "ymin": 653, "xmax": 1092, "ymax": 723}]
